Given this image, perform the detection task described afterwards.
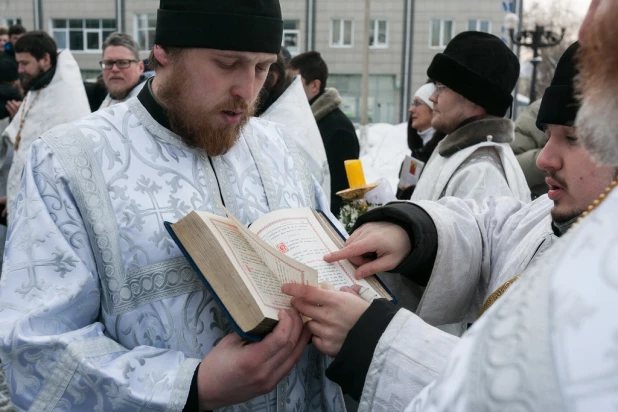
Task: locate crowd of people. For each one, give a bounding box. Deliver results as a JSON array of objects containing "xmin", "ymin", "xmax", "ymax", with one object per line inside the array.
[{"xmin": 0, "ymin": 0, "xmax": 616, "ymax": 410}]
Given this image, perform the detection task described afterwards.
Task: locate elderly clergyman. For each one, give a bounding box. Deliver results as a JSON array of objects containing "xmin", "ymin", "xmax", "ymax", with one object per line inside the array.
[{"xmin": 0, "ymin": 1, "xmax": 345, "ymax": 411}]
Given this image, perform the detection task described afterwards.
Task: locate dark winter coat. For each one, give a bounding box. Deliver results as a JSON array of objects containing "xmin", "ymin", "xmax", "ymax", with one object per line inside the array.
[
  {"xmin": 84, "ymin": 80, "xmax": 108, "ymax": 112},
  {"xmin": 310, "ymin": 88, "xmax": 360, "ymax": 216},
  {"xmin": 510, "ymin": 100, "xmax": 548, "ymax": 198},
  {"xmin": 0, "ymin": 83, "xmax": 22, "ymax": 120}
]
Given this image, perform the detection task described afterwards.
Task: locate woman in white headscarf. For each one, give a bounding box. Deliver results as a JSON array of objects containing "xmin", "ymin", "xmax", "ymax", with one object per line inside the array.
[{"xmin": 397, "ymin": 82, "xmax": 445, "ymax": 199}]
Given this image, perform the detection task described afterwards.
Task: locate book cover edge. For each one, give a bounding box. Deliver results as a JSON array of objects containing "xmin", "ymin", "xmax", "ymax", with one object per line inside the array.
[{"xmin": 164, "ymin": 220, "xmax": 266, "ymax": 342}]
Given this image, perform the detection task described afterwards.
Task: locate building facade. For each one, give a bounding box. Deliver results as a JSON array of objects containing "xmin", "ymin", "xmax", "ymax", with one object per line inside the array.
[{"xmin": 1, "ymin": 0, "xmax": 512, "ymax": 123}]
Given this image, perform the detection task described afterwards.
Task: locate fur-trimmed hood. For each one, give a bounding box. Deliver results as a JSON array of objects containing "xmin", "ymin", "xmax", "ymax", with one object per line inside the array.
[
  {"xmin": 438, "ymin": 118, "xmax": 515, "ymax": 157},
  {"xmin": 311, "ymin": 88, "xmax": 342, "ymax": 121}
]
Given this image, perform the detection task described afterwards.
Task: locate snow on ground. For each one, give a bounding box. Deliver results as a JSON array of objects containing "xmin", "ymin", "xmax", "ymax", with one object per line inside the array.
[{"xmin": 357, "ymin": 122, "xmax": 409, "ymax": 191}]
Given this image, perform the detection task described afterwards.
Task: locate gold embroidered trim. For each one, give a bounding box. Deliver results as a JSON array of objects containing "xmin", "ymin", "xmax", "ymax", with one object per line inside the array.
[
  {"xmin": 478, "ymin": 274, "xmax": 521, "ymax": 318},
  {"xmin": 14, "ymin": 89, "xmax": 42, "ymax": 151}
]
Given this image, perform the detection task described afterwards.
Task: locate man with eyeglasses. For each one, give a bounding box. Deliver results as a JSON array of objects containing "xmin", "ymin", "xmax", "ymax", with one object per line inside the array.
[
  {"xmin": 99, "ymin": 32, "xmax": 146, "ymax": 109},
  {"xmin": 407, "ymin": 32, "xmax": 529, "ymax": 206}
]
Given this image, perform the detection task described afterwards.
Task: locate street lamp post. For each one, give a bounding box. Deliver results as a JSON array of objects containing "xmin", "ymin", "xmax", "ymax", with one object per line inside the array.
[{"xmin": 504, "ymin": 13, "xmax": 565, "ymax": 103}]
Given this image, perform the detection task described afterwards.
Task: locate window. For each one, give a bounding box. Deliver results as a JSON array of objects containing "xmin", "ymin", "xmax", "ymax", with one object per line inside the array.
[
  {"xmin": 330, "ymin": 19, "xmax": 353, "ymax": 48},
  {"xmin": 430, "ymin": 19, "xmax": 453, "ymax": 48},
  {"xmin": 52, "ymin": 19, "xmax": 116, "ymax": 51},
  {"xmin": 134, "ymin": 13, "xmax": 157, "ymax": 51},
  {"xmin": 369, "ymin": 19, "xmax": 388, "ymax": 48},
  {"xmin": 468, "ymin": 19, "xmax": 491, "ymax": 33},
  {"xmin": 282, "ymin": 20, "xmax": 300, "ymax": 55},
  {"xmin": 2, "ymin": 18, "xmax": 22, "ymax": 26}
]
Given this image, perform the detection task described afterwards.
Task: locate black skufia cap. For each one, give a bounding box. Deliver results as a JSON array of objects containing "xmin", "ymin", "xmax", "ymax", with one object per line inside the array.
[
  {"xmin": 536, "ymin": 42, "xmax": 580, "ymax": 131},
  {"xmin": 155, "ymin": 0, "xmax": 283, "ymax": 54},
  {"xmin": 427, "ymin": 31, "xmax": 520, "ymax": 117}
]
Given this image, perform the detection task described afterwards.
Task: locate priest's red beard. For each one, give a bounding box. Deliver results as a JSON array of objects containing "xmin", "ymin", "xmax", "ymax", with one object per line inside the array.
[
  {"xmin": 576, "ymin": 0, "xmax": 618, "ymax": 167},
  {"xmin": 158, "ymin": 60, "xmax": 256, "ymax": 157}
]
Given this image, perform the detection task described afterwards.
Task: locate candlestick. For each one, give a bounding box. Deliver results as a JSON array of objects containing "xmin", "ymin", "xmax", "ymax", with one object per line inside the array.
[{"xmin": 344, "ymin": 159, "xmax": 366, "ymax": 189}]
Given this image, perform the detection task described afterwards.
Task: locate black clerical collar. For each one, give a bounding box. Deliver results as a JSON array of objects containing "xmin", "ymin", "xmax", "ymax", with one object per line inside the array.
[
  {"xmin": 551, "ymin": 214, "xmax": 580, "ymax": 237},
  {"xmin": 26, "ymin": 66, "xmax": 56, "ymax": 93},
  {"xmin": 137, "ymin": 77, "xmax": 172, "ymax": 130}
]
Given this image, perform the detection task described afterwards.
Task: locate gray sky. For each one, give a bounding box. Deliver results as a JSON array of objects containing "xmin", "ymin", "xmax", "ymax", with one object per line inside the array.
[{"xmin": 523, "ymin": 0, "xmax": 591, "ymax": 36}]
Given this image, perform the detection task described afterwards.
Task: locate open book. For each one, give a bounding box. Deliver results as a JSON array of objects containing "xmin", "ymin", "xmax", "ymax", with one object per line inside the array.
[{"xmin": 165, "ymin": 207, "xmax": 393, "ymax": 341}]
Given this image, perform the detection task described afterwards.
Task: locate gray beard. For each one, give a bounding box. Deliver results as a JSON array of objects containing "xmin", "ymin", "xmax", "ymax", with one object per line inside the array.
[{"xmin": 576, "ymin": 93, "xmax": 618, "ymax": 167}]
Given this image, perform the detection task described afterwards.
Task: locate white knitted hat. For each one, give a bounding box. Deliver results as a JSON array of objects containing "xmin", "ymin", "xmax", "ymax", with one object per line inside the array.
[{"xmin": 413, "ymin": 83, "xmax": 436, "ymax": 110}]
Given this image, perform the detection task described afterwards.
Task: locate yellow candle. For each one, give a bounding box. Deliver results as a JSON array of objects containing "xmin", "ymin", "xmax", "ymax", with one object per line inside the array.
[{"xmin": 344, "ymin": 159, "xmax": 366, "ymax": 189}]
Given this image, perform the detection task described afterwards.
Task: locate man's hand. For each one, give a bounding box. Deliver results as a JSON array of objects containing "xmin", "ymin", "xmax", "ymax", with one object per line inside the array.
[
  {"xmin": 196, "ymin": 309, "xmax": 310, "ymax": 411},
  {"xmin": 282, "ymin": 284, "xmax": 370, "ymax": 357},
  {"xmin": 6, "ymin": 100, "xmax": 21, "ymax": 119},
  {"xmin": 324, "ymin": 222, "xmax": 412, "ymax": 279}
]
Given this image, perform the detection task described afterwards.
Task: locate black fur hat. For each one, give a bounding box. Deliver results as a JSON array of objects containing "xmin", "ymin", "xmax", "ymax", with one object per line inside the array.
[
  {"xmin": 536, "ymin": 42, "xmax": 580, "ymax": 130},
  {"xmin": 427, "ymin": 31, "xmax": 520, "ymax": 117}
]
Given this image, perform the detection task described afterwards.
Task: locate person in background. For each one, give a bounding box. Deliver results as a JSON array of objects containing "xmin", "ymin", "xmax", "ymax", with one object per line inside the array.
[
  {"xmin": 510, "ymin": 99, "xmax": 550, "ymax": 198},
  {"xmin": 2, "ymin": 24, "xmax": 26, "ymax": 60},
  {"xmin": 99, "ymin": 32, "xmax": 146, "ymax": 109},
  {"xmin": 397, "ymin": 82, "xmax": 446, "ymax": 199},
  {"xmin": 288, "ymin": 51, "xmax": 359, "ymax": 216},
  {"xmin": 0, "ymin": 27, "xmax": 9, "ymax": 52},
  {"xmin": 0, "ymin": 31, "xmax": 90, "ymax": 224},
  {"xmin": 0, "ymin": 57, "xmax": 22, "ymax": 127},
  {"xmin": 0, "ymin": 55, "xmax": 21, "ymax": 223},
  {"xmin": 256, "ymin": 52, "xmax": 331, "ymax": 199},
  {"xmin": 409, "ymin": 32, "xmax": 530, "ymax": 205}
]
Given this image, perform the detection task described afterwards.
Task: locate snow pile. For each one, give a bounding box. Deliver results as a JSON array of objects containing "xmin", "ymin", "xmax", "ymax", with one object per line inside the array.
[{"xmin": 358, "ymin": 122, "xmax": 409, "ymax": 191}]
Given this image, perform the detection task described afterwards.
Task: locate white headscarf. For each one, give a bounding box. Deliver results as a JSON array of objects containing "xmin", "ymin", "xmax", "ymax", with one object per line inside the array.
[{"xmin": 413, "ymin": 83, "xmax": 436, "ymax": 109}]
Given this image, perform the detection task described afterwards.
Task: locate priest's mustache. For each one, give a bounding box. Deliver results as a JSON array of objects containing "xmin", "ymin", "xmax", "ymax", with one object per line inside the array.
[
  {"xmin": 214, "ymin": 97, "xmax": 254, "ymax": 116},
  {"xmin": 546, "ymin": 172, "xmax": 568, "ymax": 189}
]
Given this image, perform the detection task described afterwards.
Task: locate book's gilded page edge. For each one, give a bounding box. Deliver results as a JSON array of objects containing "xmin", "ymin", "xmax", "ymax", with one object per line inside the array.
[
  {"xmin": 193, "ymin": 212, "xmax": 286, "ymax": 321},
  {"xmin": 165, "ymin": 218, "xmax": 268, "ymax": 341}
]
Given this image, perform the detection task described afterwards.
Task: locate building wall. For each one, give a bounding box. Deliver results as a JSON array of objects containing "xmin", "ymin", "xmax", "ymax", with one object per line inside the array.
[
  {"xmin": 313, "ymin": 0, "xmax": 404, "ymax": 123},
  {"xmin": 410, "ymin": 0, "xmax": 510, "ymax": 94},
  {"xmin": 41, "ymin": 0, "xmax": 116, "ymax": 76},
  {"xmin": 0, "ymin": 0, "xmax": 34, "ymax": 34},
  {"xmin": 0, "ymin": 0, "xmax": 514, "ymax": 123}
]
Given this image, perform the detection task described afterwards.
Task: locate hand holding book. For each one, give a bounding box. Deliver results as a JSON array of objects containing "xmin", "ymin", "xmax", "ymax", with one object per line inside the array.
[
  {"xmin": 282, "ymin": 283, "xmax": 371, "ymax": 358},
  {"xmin": 166, "ymin": 206, "xmax": 394, "ymax": 340}
]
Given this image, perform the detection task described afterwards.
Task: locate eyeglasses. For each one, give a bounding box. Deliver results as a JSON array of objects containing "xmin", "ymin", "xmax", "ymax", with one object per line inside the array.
[
  {"xmin": 99, "ymin": 59, "xmax": 139, "ymax": 70},
  {"xmin": 411, "ymin": 99, "xmax": 426, "ymax": 107},
  {"xmin": 435, "ymin": 83, "xmax": 448, "ymax": 96}
]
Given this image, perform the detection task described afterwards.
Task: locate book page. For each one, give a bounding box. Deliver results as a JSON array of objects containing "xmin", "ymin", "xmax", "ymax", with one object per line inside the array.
[
  {"xmin": 220, "ymin": 207, "xmax": 318, "ymax": 288},
  {"xmin": 204, "ymin": 216, "xmax": 291, "ymax": 315},
  {"xmin": 249, "ymin": 208, "xmax": 381, "ymax": 300}
]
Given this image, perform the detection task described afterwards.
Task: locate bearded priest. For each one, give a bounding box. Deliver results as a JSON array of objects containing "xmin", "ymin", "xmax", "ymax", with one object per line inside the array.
[{"xmin": 0, "ymin": 1, "xmax": 345, "ymax": 411}]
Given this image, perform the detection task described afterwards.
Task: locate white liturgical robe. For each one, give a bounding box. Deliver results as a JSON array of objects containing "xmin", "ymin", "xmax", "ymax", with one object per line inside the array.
[
  {"xmin": 411, "ymin": 119, "xmax": 530, "ymax": 204},
  {"xmin": 0, "ymin": 97, "xmax": 345, "ymax": 412},
  {"xmin": 0, "ymin": 50, "xmax": 90, "ymax": 223},
  {"xmin": 358, "ymin": 189, "xmax": 618, "ymax": 411}
]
